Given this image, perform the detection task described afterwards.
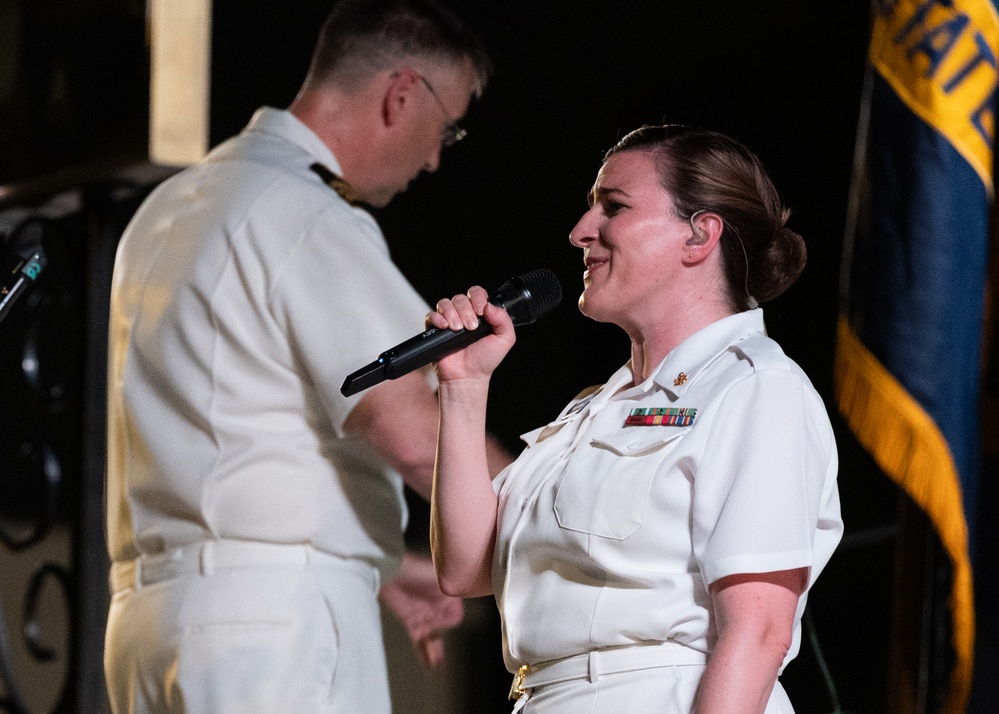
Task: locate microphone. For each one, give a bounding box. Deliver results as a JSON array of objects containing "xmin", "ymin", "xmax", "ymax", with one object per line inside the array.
[
  {"xmin": 340, "ymin": 268, "xmax": 562, "ymax": 397},
  {"xmin": 0, "ymin": 247, "xmax": 47, "ymax": 326}
]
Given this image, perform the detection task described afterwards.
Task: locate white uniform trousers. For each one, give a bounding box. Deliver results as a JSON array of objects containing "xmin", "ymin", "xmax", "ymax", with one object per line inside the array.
[
  {"xmin": 510, "ymin": 654, "xmax": 794, "ymax": 713},
  {"xmin": 104, "ymin": 541, "xmax": 387, "ymax": 714}
]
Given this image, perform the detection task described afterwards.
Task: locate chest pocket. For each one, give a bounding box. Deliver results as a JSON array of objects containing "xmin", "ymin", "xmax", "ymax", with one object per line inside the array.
[{"xmin": 553, "ymin": 427, "xmax": 689, "ymax": 540}]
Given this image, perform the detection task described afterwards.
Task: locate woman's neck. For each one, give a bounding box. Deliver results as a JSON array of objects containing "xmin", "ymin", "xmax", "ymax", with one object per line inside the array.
[{"xmin": 627, "ymin": 301, "xmax": 735, "ymax": 384}]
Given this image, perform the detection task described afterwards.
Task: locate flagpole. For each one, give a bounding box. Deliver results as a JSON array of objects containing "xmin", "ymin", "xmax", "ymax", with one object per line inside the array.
[{"xmin": 838, "ymin": 63, "xmax": 875, "ymax": 318}]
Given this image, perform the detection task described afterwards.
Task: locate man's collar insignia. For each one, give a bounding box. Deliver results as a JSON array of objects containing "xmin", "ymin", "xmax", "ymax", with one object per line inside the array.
[{"xmin": 309, "ymin": 163, "xmax": 366, "ymax": 207}]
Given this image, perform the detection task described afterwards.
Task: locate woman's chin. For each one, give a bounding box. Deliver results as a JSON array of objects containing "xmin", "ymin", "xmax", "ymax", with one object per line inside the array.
[{"xmin": 577, "ymin": 295, "xmax": 615, "ymax": 325}]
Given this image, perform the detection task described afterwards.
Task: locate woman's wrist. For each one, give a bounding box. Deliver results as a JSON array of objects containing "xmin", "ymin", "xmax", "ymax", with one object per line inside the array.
[{"xmin": 438, "ymin": 375, "xmax": 491, "ymax": 406}]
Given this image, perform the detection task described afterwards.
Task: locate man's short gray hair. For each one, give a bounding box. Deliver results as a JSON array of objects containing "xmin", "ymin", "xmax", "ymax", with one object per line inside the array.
[{"xmin": 305, "ymin": 0, "xmax": 491, "ymax": 95}]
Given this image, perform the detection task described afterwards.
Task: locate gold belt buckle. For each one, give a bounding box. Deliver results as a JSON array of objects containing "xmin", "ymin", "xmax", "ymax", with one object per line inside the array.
[{"xmin": 508, "ymin": 663, "xmax": 530, "ymax": 700}]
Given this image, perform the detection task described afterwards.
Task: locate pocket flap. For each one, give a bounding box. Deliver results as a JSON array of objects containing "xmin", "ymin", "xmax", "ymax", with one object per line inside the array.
[
  {"xmin": 519, "ymin": 422, "xmax": 566, "ymax": 447},
  {"xmin": 591, "ymin": 427, "xmax": 689, "ymax": 456}
]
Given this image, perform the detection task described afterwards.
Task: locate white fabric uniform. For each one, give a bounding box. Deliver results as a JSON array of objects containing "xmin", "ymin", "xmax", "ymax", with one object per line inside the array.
[
  {"xmin": 104, "ymin": 107, "xmax": 433, "ymax": 713},
  {"xmin": 493, "ymin": 309, "xmax": 843, "ymax": 712}
]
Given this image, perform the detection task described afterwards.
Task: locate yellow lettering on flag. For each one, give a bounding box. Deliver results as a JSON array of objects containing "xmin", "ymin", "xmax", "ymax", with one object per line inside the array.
[{"xmin": 870, "ymin": 0, "xmax": 999, "ymax": 191}]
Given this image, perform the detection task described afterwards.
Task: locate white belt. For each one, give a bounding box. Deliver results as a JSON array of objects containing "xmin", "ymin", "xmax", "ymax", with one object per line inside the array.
[
  {"xmin": 509, "ymin": 641, "xmax": 707, "ymax": 699},
  {"xmin": 110, "ymin": 540, "xmax": 379, "ymax": 594}
]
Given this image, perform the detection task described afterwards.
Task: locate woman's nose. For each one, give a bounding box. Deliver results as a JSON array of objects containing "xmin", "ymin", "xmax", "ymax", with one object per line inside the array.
[{"xmin": 569, "ymin": 208, "xmax": 598, "ymax": 247}]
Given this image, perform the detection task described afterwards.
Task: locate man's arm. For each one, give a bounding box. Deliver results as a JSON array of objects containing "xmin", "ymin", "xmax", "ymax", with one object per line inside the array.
[
  {"xmin": 343, "ymin": 368, "xmax": 441, "ymax": 499},
  {"xmin": 343, "ymin": 367, "xmax": 514, "ymax": 498}
]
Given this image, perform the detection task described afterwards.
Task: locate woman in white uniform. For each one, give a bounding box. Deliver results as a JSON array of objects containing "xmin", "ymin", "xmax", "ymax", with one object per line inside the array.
[{"xmin": 428, "ymin": 125, "xmax": 843, "ymax": 713}]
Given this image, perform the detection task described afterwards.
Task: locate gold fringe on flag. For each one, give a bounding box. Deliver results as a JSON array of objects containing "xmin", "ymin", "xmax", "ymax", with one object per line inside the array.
[{"xmin": 834, "ymin": 317, "xmax": 975, "ymax": 714}]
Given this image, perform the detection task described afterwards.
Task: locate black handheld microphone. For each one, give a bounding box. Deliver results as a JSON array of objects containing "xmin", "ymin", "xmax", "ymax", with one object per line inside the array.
[{"xmin": 340, "ymin": 268, "xmax": 562, "ymax": 397}]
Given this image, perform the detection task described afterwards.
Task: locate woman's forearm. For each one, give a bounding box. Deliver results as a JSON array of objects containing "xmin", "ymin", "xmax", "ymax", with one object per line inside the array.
[{"xmin": 430, "ymin": 377, "xmax": 500, "ymax": 597}]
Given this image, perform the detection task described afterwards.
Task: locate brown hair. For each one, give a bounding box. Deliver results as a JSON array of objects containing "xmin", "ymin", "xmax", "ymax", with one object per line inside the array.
[
  {"xmin": 605, "ymin": 125, "xmax": 806, "ymax": 311},
  {"xmin": 305, "ymin": 0, "xmax": 492, "ymax": 94}
]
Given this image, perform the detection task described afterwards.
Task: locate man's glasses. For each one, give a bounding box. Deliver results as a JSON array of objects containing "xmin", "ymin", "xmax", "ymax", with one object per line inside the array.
[{"xmin": 417, "ymin": 73, "xmax": 467, "ymax": 147}]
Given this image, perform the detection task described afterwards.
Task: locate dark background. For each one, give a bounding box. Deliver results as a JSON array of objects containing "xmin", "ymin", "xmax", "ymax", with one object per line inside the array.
[{"xmin": 1, "ymin": 1, "xmax": 995, "ymax": 712}]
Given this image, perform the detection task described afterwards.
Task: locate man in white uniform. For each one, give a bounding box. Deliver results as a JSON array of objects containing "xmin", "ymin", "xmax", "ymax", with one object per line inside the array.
[{"xmin": 103, "ymin": 2, "xmax": 504, "ymax": 712}]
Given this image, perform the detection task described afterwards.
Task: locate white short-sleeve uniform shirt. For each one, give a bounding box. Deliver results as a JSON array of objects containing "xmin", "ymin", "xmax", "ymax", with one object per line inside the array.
[
  {"xmin": 106, "ymin": 108, "xmax": 432, "ymax": 582},
  {"xmin": 492, "ymin": 309, "xmax": 843, "ymax": 674}
]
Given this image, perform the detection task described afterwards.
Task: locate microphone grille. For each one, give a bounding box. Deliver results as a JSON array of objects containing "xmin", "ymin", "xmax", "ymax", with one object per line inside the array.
[{"xmin": 506, "ymin": 269, "xmax": 563, "ymax": 325}]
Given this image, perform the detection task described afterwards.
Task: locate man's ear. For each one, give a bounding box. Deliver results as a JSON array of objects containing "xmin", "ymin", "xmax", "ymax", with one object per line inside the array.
[
  {"xmin": 382, "ymin": 68, "xmax": 420, "ymax": 127},
  {"xmin": 683, "ymin": 211, "xmax": 724, "ymax": 262}
]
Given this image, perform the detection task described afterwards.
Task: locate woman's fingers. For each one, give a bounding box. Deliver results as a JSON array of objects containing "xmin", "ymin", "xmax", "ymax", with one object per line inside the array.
[
  {"xmin": 467, "ymin": 285, "xmax": 490, "ymax": 313},
  {"xmin": 431, "ymin": 287, "xmax": 488, "ymax": 332}
]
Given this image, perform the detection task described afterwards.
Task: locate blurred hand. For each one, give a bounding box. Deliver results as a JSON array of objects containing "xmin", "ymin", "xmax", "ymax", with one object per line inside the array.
[{"xmin": 379, "ymin": 552, "xmax": 464, "ymax": 668}]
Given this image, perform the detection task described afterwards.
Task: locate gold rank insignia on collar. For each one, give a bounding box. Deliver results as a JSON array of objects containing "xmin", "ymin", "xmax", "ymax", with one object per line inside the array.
[
  {"xmin": 674, "ymin": 372, "xmax": 688, "ymax": 386},
  {"xmin": 625, "ymin": 407, "xmax": 697, "ymax": 427},
  {"xmin": 309, "ymin": 162, "xmax": 366, "ymax": 207}
]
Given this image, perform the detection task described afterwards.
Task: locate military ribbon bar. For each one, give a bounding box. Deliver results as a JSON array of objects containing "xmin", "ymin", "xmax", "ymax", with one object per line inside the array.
[{"xmin": 624, "ymin": 407, "xmax": 697, "ymax": 427}]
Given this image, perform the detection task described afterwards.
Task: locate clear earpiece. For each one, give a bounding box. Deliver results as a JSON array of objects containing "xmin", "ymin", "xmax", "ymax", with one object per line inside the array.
[{"xmin": 686, "ymin": 210, "xmax": 709, "ymax": 245}]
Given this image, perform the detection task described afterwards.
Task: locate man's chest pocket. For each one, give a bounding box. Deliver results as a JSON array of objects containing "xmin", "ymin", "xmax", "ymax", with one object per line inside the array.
[{"xmin": 553, "ymin": 428, "xmax": 688, "ymax": 540}]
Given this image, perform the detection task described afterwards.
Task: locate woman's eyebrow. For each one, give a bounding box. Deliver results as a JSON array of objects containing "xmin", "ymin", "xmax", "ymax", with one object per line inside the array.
[{"xmin": 588, "ymin": 185, "xmax": 628, "ymax": 205}]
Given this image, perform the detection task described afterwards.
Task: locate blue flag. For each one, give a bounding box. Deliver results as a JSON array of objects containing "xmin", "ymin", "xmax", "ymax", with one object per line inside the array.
[{"xmin": 834, "ymin": 1, "xmax": 997, "ymax": 711}]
